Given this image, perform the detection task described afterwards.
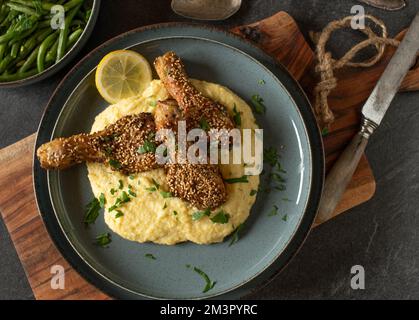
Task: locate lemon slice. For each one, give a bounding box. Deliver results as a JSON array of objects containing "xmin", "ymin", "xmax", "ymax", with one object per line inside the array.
[{"xmin": 95, "ymin": 50, "xmax": 152, "ymax": 104}]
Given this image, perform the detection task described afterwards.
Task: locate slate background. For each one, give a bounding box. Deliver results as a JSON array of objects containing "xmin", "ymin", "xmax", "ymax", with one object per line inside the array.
[{"xmin": 1, "ymin": 0, "xmax": 419, "ymax": 300}]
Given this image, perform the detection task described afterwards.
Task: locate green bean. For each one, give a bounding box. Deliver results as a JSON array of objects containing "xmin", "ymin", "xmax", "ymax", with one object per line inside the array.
[
  {"xmin": 37, "ymin": 31, "xmax": 57, "ymax": 72},
  {"xmin": 0, "ymin": 54, "xmax": 14, "ymax": 73},
  {"xmin": 0, "ymin": 5, "xmax": 9, "ymax": 25},
  {"xmin": 45, "ymin": 36, "xmax": 58, "ymax": 62},
  {"xmin": 0, "ymin": 30, "xmax": 19, "ymax": 44},
  {"xmin": 63, "ymin": 0, "xmax": 84, "ymax": 12},
  {"xmin": 56, "ymin": 3, "xmax": 81, "ymax": 62},
  {"xmin": 19, "ymin": 45, "xmax": 39, "ymax": 73},
  {"xmin": 0, "ymin": 68, "xmax": 37, "ymax": 81},
  {"xmin": 0, "ymin": 10, "xmax": 18, "ymax": 27},
  {"xmin": 9, "ymin": 22, "xmax": 39, "ymax": 44},
  {"xmin": 6, "ymin": 2, "xmax": 41, "ymax": 16},
  {"xmin": 10, "ymin": 40, "xmax": 20, "ymax": 58},
  {"xmin": 36, "ymin": 27, "xmax": 52, "ymax": 42},
  {"xmin": 38, "ymin": 19, "xmax": 51, "ymax": 29},
  {"xmin": 19, "ymin": 37, "xmax": 36, "ymax": 58},
  {"xmin": 67, "ymin": 27, "xmax": 82, "ymax": 48},
  {"xmin": 9, "ymin": 0, "xmax": 53, "ymax": 12},
  {"xmin": 0, "ymin": 43, "xmax": 6, "ymax": 60}
]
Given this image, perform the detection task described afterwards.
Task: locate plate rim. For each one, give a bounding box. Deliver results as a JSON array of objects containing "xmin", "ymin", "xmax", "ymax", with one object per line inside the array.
[{"xmin": 33, "ymin": 22, "xmax": 325, "ymax": 300}]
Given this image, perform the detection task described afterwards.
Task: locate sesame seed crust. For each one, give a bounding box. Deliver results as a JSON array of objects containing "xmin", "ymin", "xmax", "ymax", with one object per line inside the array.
[
  {"xmin": 37, "ymin": 113, "xmax": 162, "ymax": 175},
  {"xmin": 166, "ymin": 163, "xmax": 227, "ymax": 210},
  {"xmin": 154, "ymin": 51, "xmax": 235, "ymax": 133}
]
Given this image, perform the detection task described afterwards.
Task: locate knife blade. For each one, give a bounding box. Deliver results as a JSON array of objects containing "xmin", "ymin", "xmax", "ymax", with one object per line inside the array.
[
  {"xmin": 316, "ymin": 12, "xmax": 419, "ymax": 224},
  {"xmin": 358, "ymin": 0, "xmax": 406, "ymax": 11},
  {"xmin": 362, "ymin": 12, "xmax": 419, "ymax": 125}
]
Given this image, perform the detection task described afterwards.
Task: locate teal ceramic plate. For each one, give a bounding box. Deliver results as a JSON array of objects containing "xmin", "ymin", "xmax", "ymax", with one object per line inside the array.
[{"xmin": 34, "ymin": 24, "xmax": 324, "ymax": 299}]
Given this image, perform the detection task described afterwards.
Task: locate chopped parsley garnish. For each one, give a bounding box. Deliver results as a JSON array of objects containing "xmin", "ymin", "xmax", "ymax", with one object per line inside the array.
[
  {"xmin": 129, "ymin": 175, "xmax": 135, "ymax": 180},
  {"xmin": 95, "ymin": 233, "xmax": 111, "ymax": 247},
  {"xmin": 160, "ymin": 191, "xmax": 173, "ymax": 198},
  {"xmin": 145, "ymin": 187, "xmax": 157, "ymax": 192},
  {"xmin": 110, "ymin": 188, "xmax": 117, "ymax": 195},
  {"xmin": 268, "ymin": 205, "xmax": 279, "ymax": 217},
  {"xmin": 199, "ymin": 117, "xmax": 210, "ymax": 131},
  {"xmin": 210, "ymin": 211, "xmax": 230, "ymax": 224},
  {"xmin": 232, "ymin": 104, "xmax": 242, "ymax": 127},
  {"xmin": 98, "ymin": 193, "xmax": 106, "ymax": 208},
  {"xmin": 108, "ymin": 191, "xmax": 131, "ymax": 212},
  {"xmin": 274, "ymin": 184, "xmax": 286, "ymax": 191},
  {"xmin": 251, "ymin": 94, "xmax": 266, "ymax": 114},
  {"xmin": 271, "ymin": 172, "xmax": 286, "ymax": 183},
  {"xmin": 264, "ymin": 147, "xmax": 287, "ymax": 192},
  {"xmin": 109, "ymin": 159, "xmax": 122, "ymax": 169},
  {"xmin": 118, "ymin": 180, "xmax": 124, "ymax": 190},
  {"xmin": 322, "ymin": 127, "xmax": 329, "ymax": 137},
  {"xmin": 145, "ymin": 253, "xmax": 156, "ymax": 260},
  {"xmin": 173, "ymin": 211, "xmax": 178, "ymax": 216},
  {"xmin": 152, "ymin": 178, "xmax": 160, "ymax": 189},
  {"xmin": 149, "ymin": 100, "xmax": 157, "ymax": 107},
  {"xmin": 264, "ymin": 147, "xmax": 280, "ymax": 167},
  {"xmin": 84, "ymin": 197, "xmax": 101, "ymax": 225},
  {"xmin": 282, "ymin": 214, "xmax": 288, "ymax": 222},
  {"xmin": 229, "ymin": 224, "xmax": 244, "ymax": 246},
  {"xmin": 115, "ymin": 210, "xmax": 124, "ymax": 218},
  {"xmin": 191, "ymin": 267, "xmax": 216, "ymax": 293},
  {"xmin": 163, "ymin": 202, "xmax": 167, "ymax": 210},
  {"xmin": 127, "ymin": 185, "xmax": 137, "ymax": 197},
  {"xmin": 224, "ymin": 175, "xmax": 249, "ymax": 184},
  {"xmin": 258, "ymin": 79, "xmax": 266, "ymax": 85},
  {"xmin": 137, "ymin": 133, "xmax": 157, "ymax": 154},
  {"xmin": 192, "ymin": 208, "xmax": 211, "ymax": 221},
  {"xmin": 250, "ymin": 189, "xmax": 258, "ymax": 196}
]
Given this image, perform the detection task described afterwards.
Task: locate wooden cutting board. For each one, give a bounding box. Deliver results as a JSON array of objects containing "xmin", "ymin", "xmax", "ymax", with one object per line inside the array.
[{"xmin": 1, "ymin": 12, "xmax": 418, "ymax": 300}]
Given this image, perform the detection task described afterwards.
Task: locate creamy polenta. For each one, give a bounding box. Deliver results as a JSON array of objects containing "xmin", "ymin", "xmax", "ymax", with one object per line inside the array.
[{"xmin": 87, "ymin": 80, "xmax": 260, "ymax": 245}]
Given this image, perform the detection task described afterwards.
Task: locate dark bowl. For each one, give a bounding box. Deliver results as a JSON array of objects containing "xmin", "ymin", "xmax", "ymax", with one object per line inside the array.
[{"xmin": 0, "ymin": 0, "xmax": 101, "ymax": 88}]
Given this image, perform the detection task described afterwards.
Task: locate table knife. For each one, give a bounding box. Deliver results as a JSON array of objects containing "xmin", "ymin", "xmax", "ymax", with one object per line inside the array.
[
  {"xmin": 358, "ymin": 0, "xmax": 406, "ymax": 11},
  {"xmin": 317, "ymin": 12, "xmax": 419, "ymax": 224}
]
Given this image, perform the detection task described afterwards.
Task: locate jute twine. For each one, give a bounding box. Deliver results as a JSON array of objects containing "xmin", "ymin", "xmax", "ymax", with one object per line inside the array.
[{"xmin": 312, "ymin": 15, "xmax": 400, "ymax": 128}]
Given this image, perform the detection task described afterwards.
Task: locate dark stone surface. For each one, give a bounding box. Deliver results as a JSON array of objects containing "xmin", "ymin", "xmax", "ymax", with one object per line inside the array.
[{"xmin": 1, "ymin": 0, "xmax": 418, "ymax": 300}]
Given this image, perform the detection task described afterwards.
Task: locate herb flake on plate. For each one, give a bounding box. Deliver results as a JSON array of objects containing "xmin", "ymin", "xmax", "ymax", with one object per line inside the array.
[
  {"xmin": 109, "ymin": 159, "xmax": 122, "ymax": 169},
  {"xmin": 210, "ymin": 210, "xmax": 230, "ymax": 224},
  {"xmin": 98, "ymin": 193, "xmax": 106, "ymax": 208},
  {"xmin": 192, "ymin": 208, "xmax": 211, "ymax": 221},
  {"xmin": 232, "ymin": 104, "xmax": 241, "ymax": 127},
  {"xmin": 84, "ymin": 195, "xmax": 104, "ymax": 225},
  {"xmin": 145, "ymin": 253, "xmax": 156, "ymax": 260},
  {"xmin": 160, "ymin": 191, "xmax": 173, "ymax": 198},
  {"xmin": 229, "ymin": 224, "xmax": 244, "ymax": 246},
  {"xmin": 191, "ymin": 267, "xmax": 216, "ymax": 293},
  {"xmin": 115, "ymin": 210, "xmax": 124, "ymax": 219},
  {"xmin": 268, "ymin": 205, "xmax": 279, "ymax": 217},
  {"xmin": 95, "ymin": 233, "xmax": 111, "ymax": 247},
  {"xmin": 224, "ymin": 175, "xmax": 248, "ymax": 184},
  {"xmin": 199, "ymin": 117, "xmax": 210, "ymax": 131},
  {"xmin": 251, "ymin": 94, "xmax": 266, "ymax": 114},
  {"xmin": 137, "ymin": 133, "xmax": 157, "ymax": 154}
]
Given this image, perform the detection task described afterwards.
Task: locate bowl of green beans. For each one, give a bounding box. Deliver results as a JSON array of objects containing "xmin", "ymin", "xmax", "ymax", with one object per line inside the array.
[{"xmin": 0, "ymin": 0, "xmax": 100, "ymax": 87}]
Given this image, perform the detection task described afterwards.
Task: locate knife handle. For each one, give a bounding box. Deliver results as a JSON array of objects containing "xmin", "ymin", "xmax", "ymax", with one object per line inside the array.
[{"xmin": 316, "ymin": 118, "xmax": 378, "ymax": 224}]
